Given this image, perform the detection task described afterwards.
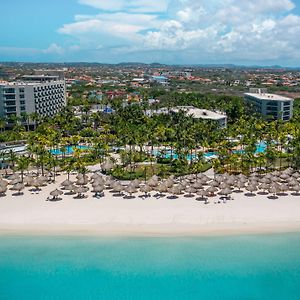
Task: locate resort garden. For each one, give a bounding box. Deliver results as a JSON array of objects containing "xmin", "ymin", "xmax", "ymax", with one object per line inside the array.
[{"xmin": 0, "ymin": 91, "xmax": 299, "ymax": 181}]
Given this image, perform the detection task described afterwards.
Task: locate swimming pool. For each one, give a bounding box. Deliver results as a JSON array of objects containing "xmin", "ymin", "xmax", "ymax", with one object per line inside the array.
[
  {"xmin": 49, "ymin": 145, "xmax": 91, "ymax": 155},
  {"xmin": 152, "ymin": 142, "xmax": 267, "ymax": 161}
]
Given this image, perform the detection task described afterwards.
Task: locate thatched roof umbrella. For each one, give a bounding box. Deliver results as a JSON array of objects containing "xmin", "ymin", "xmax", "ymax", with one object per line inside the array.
[
  {"xmin": 92, "ymin": 185, "xmax": 104, "ymax": 196},
  {"xmin": 125, "ymin": 184, "xmax": 137, "ymax": 197},
  {"xmin": 91, "ymin": 173, "xmax": 101, "ymax": 180},
  {"xmin": 288, "ymin": 178, "xmax": 299, "ymax": 187},
  {"xmin": 76, "ymin": 178, "xmax": 89, "ymax": 186},
  {"xmin": 260, "ymin": 177, "xmax": 270, "ymax": 184},
  {"xmin": 61, "ymin": 179, "xmax": 73, "ymax": 187},
  {"xmin": 74, "ymin": 186, "xmax": 89, "ymax": 197},
  {"xmin": 140, "ymin": 184, "xmax": 152, "ymax": 197},
  {"xmin": 23, "ymin": 176, "xmax": 33, "ymax": 186},
  {"xmin": 246, "ymin": 184, "xmax": 257, "ymax": 195},
  {"xmin": 148, "ymin": 178, "xmax": 159, "ymax": 189},
  {"xmin": 0, "ymin": 185, "xmax": 7, "ymax": 195},
  {"xmin": 0, "ymin": 178, "xmax": 8, "ymax": 187},
  {"xmin": 235, "ymin": 181, "xmax": 245, "ymax": 192},
  {"xmin": 279, "ymin": 183, "xmax": 289, "ymax": 193},
  {"xmin": 164, "ymin": 178, "xmax": 174, "ymax": 188},
  {"xmin": 38, "ymin": 175, "xmax": 48, "ymax": 183},
  {"xmin": 192, "ymin": 181, "xmax": 203, "ymax": 190},
  {"xmin": 210, "ymin": 180, "xmax": 219, "ymax": 187},
  {"xmin": 269, "ymin": 184, "xmax": 280, "ymax": 198},
  {"xmin": 292, "ymin": 172, "xmax": 300, "ymax": 179},
  {"xmin": 10, "ymin": 178, "xmax": 22, "ymax": 185},
  {"xmin": 292, "ymin": 184, "xmax": 300, "ymax": 195},
  {"xmin": 206, "ymin": 186, "xmax": 218, "ymax": 196},
  {"xmin": 64, "ymin": 184, "xmax": 76, "ymax": 192},
  {"xmin": 7, "ymin": 174, "xmax": 20, "ymax": 181},
  {"xmin": 30, "ymin": 178, "xmax": 44, "ymax": 191},
  {"xmin": 273, "ymin": 170, "xmax": 281, "ymax": 176},
  {"xmin": 156, "ymin": 183, "xmax": 167, "ymax": 197},
  {"xmin": 284, "ymin": 167, "xmax": 294, "ymax": 175},
  {"xmin": 259, "ymin": 183, "xmax": 270, "ymax": 193},
  {"xmin": 50, "ymin": 189, "xmax": 63, "ymax": 200},
  {"xmin": 270, "ymin": 175, "xmax": 281, "ymax": 183},
  {"xmin": 185, "ymin": 186, "xmax": 196, "ymax": 196},
  {"xmin": 132, "ymin": 179, "xmax": 141, "ymax": 188},
  {"xmin": 11, "ymin": 183, "xmax": 25, "ymax": 195},
  {"xmin": 101, "ymin": 160, "xmax": 114, "ymax": 172},
  {"xmin": 197, "ymin": 189, "xmax": 209, "ymax": 202},
  {"xmin": 280, "ymin": 173, "xmax": 290, "ymax": 181},
  {"xmin": 168, "ymin": 186, "xmax": 181, "ymax": 198},
  {"xmin": 113, "ymin": 182, "xmax": 123, "ymax": 195},
  {"xmin": 220, "ymin": 187, "xmax": 232, "ymax": 197},
  {"xmin": 219, "ymin": 182, "xmax": 229, "ymax": 189}
]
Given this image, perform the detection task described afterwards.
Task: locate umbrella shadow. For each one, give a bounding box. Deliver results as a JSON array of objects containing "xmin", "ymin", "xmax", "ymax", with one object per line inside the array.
[
  {"xmin": 64, "ymin": 191, "xmax": 76, "ymax": 195},
  {"xmin": 123, "ymin": 195, "xmax": 136, "ymax": 199},
  {"xmin": 244, "ymin": 192, "xmax": 256, "ymax": 197},
  {"xmin": 167, "ymin": 195, "xmax": 178, "ymax": 199},
  {"xmin": 258, "ymin": 191, "xmax": 268, "ymax": 195},
  {"xmin": 268, "ymin": 195, "xmax": 278, "ymax": 200},
  {"xmin": 12, "ymin": 192, "xmax": 24, "ymax": 196},
  {"xmin": 276, "ymin": 192, "xmax": 288, "ymax": 196},
  {"xmin": 47, "ymin": 197, "xmax": 62, "ymax": 202},
  {"xmin": 112, "ymin": 193, "xmax": 123, "ymax": 197},
  {"xmin": 184, "ymin": 193, "xmax": 195, "ymax": 198},
  {"xmin": 291, "ymin": 192, "xmax": 300, "ymax": 196},
  {"xmin": 233, "ymin": 189, "xmax": 243, "ymax": 193},
  {"xmin": 0, "ymin": 193, "xmax": 6, "ymax": 197},
  {"xmin": 73, "ymin": 194, "xmax": 88, "ymax": 199}
]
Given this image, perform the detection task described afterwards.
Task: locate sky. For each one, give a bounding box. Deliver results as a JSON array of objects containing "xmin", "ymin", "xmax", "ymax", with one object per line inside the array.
[{"xmin": 1, "ymin": 0, "xmax": 300, "ymax": 66}]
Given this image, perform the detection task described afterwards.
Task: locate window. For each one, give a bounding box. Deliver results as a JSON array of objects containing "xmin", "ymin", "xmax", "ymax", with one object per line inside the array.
[
  {"xmin": 5, "ymin": 94, "xmax": 15, "ymax": 100},
  {"xmin": 6, "ymin": 107, "xmax": 17, "ymax": 112},
  {"xmin": 20, "ymin": 100, "xmax": 25, "ymax": 105},
  {"xmin": 20, "ymin": 94, "xmax": 25, "ymax": 99},
  {"xmin": 20, "ymin": 106, "xmax": 26, "ymax": 111},
  {"xmin": 19, "ymin": 88, "xmax": 25, "ymax": 93},
  {"xmin": 5, "ymin": 101, "xmax": 16, "ymax": 106},
  {"xmin": 4, "ymin": 88, "xmax": 15, "ymax": 94}
]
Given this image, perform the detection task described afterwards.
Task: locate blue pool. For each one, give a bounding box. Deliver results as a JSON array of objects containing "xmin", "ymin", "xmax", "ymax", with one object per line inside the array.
[
  {"xmin": 153, "ymin": 142, "xmax": 267, "ymax": 161},
  {"xmin": 50, "ymin": 145, "xmax": 91, "ymax": 155}
]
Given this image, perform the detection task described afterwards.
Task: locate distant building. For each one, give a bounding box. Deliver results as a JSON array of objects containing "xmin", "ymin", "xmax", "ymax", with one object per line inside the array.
[
  {"xmin": 145, "ymin": 106, "xmax": 227, "ymax": 128},
  {"xmin": 0, "ymin": 75, "xmax": 66, "ymax": 123},
  {"xmin": 244, "ymin": 89, "xmax": 294, "ymax": 121}
]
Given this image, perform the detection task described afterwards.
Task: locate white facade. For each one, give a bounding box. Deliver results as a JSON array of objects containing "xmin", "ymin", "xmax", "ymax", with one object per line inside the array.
[
  {"xmin": 0, "ymin": 77, "xmax": 66, "ymax": 123},
  {"xmin": 244, "ymin": 91, "xmax": 294, "ymax": 121},
  {"xmin": 145, "ymin": 106, "xmax": 228, "ymax": 128}
]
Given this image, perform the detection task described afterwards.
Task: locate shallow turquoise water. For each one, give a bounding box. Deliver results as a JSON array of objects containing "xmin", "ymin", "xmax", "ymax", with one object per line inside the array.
[{"xmin": 0, "ymin": 233, "xmax": 300, "ymax": 300}]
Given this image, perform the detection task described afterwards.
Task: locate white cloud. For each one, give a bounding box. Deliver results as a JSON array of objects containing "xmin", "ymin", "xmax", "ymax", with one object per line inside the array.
[
  {"xmin": 55, "ymin": 0, "xmax": 300, "ymax": 64},
  {"xmin": 43, "ymin": 43, "xmax": 64, "ymax": 55},
  {"xmin": 78, "ymin": 0, "xmax": 169, "ymax": 12}
]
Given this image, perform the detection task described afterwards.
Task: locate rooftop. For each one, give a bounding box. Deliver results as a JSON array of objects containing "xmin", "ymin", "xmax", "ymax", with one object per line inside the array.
[
  {"xmin": 171, "ymin": 106, "xmax": 227, "ymax": 120},
  {"xmin": 245, "ymin": 93, "xmax": 294, "ymax": 101}
]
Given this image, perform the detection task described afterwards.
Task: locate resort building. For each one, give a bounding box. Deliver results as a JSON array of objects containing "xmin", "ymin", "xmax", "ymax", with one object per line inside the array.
[
  {"xmin": 145, "ymin": 106, "xmax": 228, "ymax": 128},
  {"xmin": 0, "ymin": 75, "xmax": 66, "ymax": 123},
  {"xmin": 244, "ymin": 89, "xmax": 294, "ymax": 121}
]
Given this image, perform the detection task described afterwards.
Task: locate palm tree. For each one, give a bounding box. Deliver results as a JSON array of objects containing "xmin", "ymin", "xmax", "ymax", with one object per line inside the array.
[{"xmin": 16, "ymin": 155, "xmax": 31, "ymax": 182}]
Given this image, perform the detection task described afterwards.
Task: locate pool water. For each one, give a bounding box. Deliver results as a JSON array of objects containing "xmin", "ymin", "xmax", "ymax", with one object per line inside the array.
[{"xmin": 50, "ymin": 145, "xmax": 91, "ymax": 155}]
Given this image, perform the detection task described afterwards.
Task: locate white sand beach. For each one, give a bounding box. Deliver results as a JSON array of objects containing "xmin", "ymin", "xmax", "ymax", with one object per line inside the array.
[{"xmin": 0, "ymin": 173, "xmax": 300, "ymax": 236}]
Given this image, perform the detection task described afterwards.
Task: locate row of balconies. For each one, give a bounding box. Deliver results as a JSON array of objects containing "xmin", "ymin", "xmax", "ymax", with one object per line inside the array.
[{"xmin": 34, "ymin": 85, "xmax": 64, "ymax": 92}]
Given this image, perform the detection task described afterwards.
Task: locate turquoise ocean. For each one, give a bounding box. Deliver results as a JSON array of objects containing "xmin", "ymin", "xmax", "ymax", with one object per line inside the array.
[{"xmin": 0, "ymin": 233, "xmax": 300, "ymax": 300}]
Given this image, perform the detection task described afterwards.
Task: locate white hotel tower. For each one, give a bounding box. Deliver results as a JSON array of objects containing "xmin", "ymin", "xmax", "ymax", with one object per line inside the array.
[{"xmin": 0, "ymin": 75, "xmax": 66, "ymax": 123}]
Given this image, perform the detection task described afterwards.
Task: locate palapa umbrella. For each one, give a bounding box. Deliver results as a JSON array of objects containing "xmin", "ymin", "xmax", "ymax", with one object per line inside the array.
[
  {"xmin": 113, "ymin": 182, "xmax": 123, "ymax": 195},
  {"xmin": 0, "ymin": 178, "xmax": 8, "ymax": 187},
  {"xmin": 7, "ymin": 174, "xmax": 20, "ymax": 181},
  {"xmin": 31, "ymin": 178, "xmax": 44, "ymax": 190},
  {"xmin": 259, "ymin": 183, "xmax": 270, "ymax": 193},
  {"xmin": 10, "ymin": 178, "xmax": 22, "ymax": 185},
  {"xmin": 280, "ymin": 173, "xmax": 290, "ymax": 181},
  {"xmin": 148, "ymin": 178, "xmax": 159, "ymax": 188},
  {"xmin": 197, "ymin": 189, "xmax": 208, "ymax": 200},
  {"xmin": 76, "ymin": 178, "xmax": 89, "ymax": 186},
  {"xmin": 206, "ymin": 186, "xmax": 218, "ymax": 196},
  {"xmin": 61, "ymin": 179, "xmax": 73, "ymax": 187},
  {"xmin": 185, "ymin": 186, "xmax": 196, "ymax": 196},
  {"xmin": 74, "ymin": 186, "xmax": 89, "ymax": 197},
  {"xmin": 279, "ymin": 183, "xmax": 289, "ymax": 193},
  {"xmin": 164, "ymin": 178, "xmax": 174, "ymax": 188},
  {"xmin": 50, "ymin": 189, "xmax": 63, "ymax": 200},
  {"xmin": 292, "ymin": 172, "xmax": 300, "ymax": 179},
  {"xmin": 168, "ymin": 186, "xmax": 181, "ymax": 198},
  {"xmin": 268, "ymin": 185, "xmax": 280, "ymax": 198},
  {"xmin": 246, "ymin": 184, "xmax": 257, "ymax": 195},
  {"xmin": 132, "ymin": 179, "xmax": 141, "ymax": 188},
  {"xmin": 140, "ymin": 184, "xmax": 152, "ymax": 197},
  {"xmin": 292, "ymin": 184, "xmax": 300, "ymax": 195},
  {"xmin": 235, "ymin": 181, "xmax": 245, "ymax": 192},
  {"xmin": 101, "ymin": 160, "xmax": 114, "ymax": 172},
  {"xmin": 92, "ymin": 185, "xmax": 104, "ymax": 196},
  {"xmin": 11, "ymin": 183, "xmax": 25, "ymax": 194},
  {"xmin": 125, "ymin": 184, "xmax": 137, "ymax": 197},
  {"xmin": 192, "ymin": 181, "xmax": 203, "ymax": 190},
  {"xmin": 0, "ymin": 185, "xmax": 7, "ymax": 195},
  {"xmin": 209, "ymin": 180, "xmax": 219, "ymax": 187},
  {"xmin": 219, "ymin": 187, "xmax": 232, "ymax": 197},
  {"xmin": 23, "ymin": 176, "xmax": 33, "ymax": 186},
  {"xmin": 219, "ymin": 182, "xmax": 229, "ymax": 189},
  {"xmin": 156, "ymin": 183, "xmax": 167, "ymax": 197},
  {"xmin": 38, "ymin": 175, "xmax": 48, "ymax": 182},
  {"xmin": 91, "ymin": 173, "xmax": 102, "ymax": 180}
]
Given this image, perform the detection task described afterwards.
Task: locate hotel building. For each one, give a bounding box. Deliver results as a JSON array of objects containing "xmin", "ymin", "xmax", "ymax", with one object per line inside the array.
[
  {"xmin": 0, "ymin": 75, "xmax": 66, "ymax": 123},
  {"xmin": 244, "ymin": 89, "xmax": 294, "ymax": 121}
]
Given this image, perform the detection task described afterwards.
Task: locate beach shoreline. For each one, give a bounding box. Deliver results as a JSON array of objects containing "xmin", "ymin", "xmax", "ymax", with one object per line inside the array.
[{"xmin": 1, "ymin": 173, "xmax": 300, "ymax": 238}]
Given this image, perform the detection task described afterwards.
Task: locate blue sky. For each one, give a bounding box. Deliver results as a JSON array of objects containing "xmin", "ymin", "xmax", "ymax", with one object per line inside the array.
[{"xmin": 1, "ymin": 0, "xmax": 300, "ymax": 66}]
